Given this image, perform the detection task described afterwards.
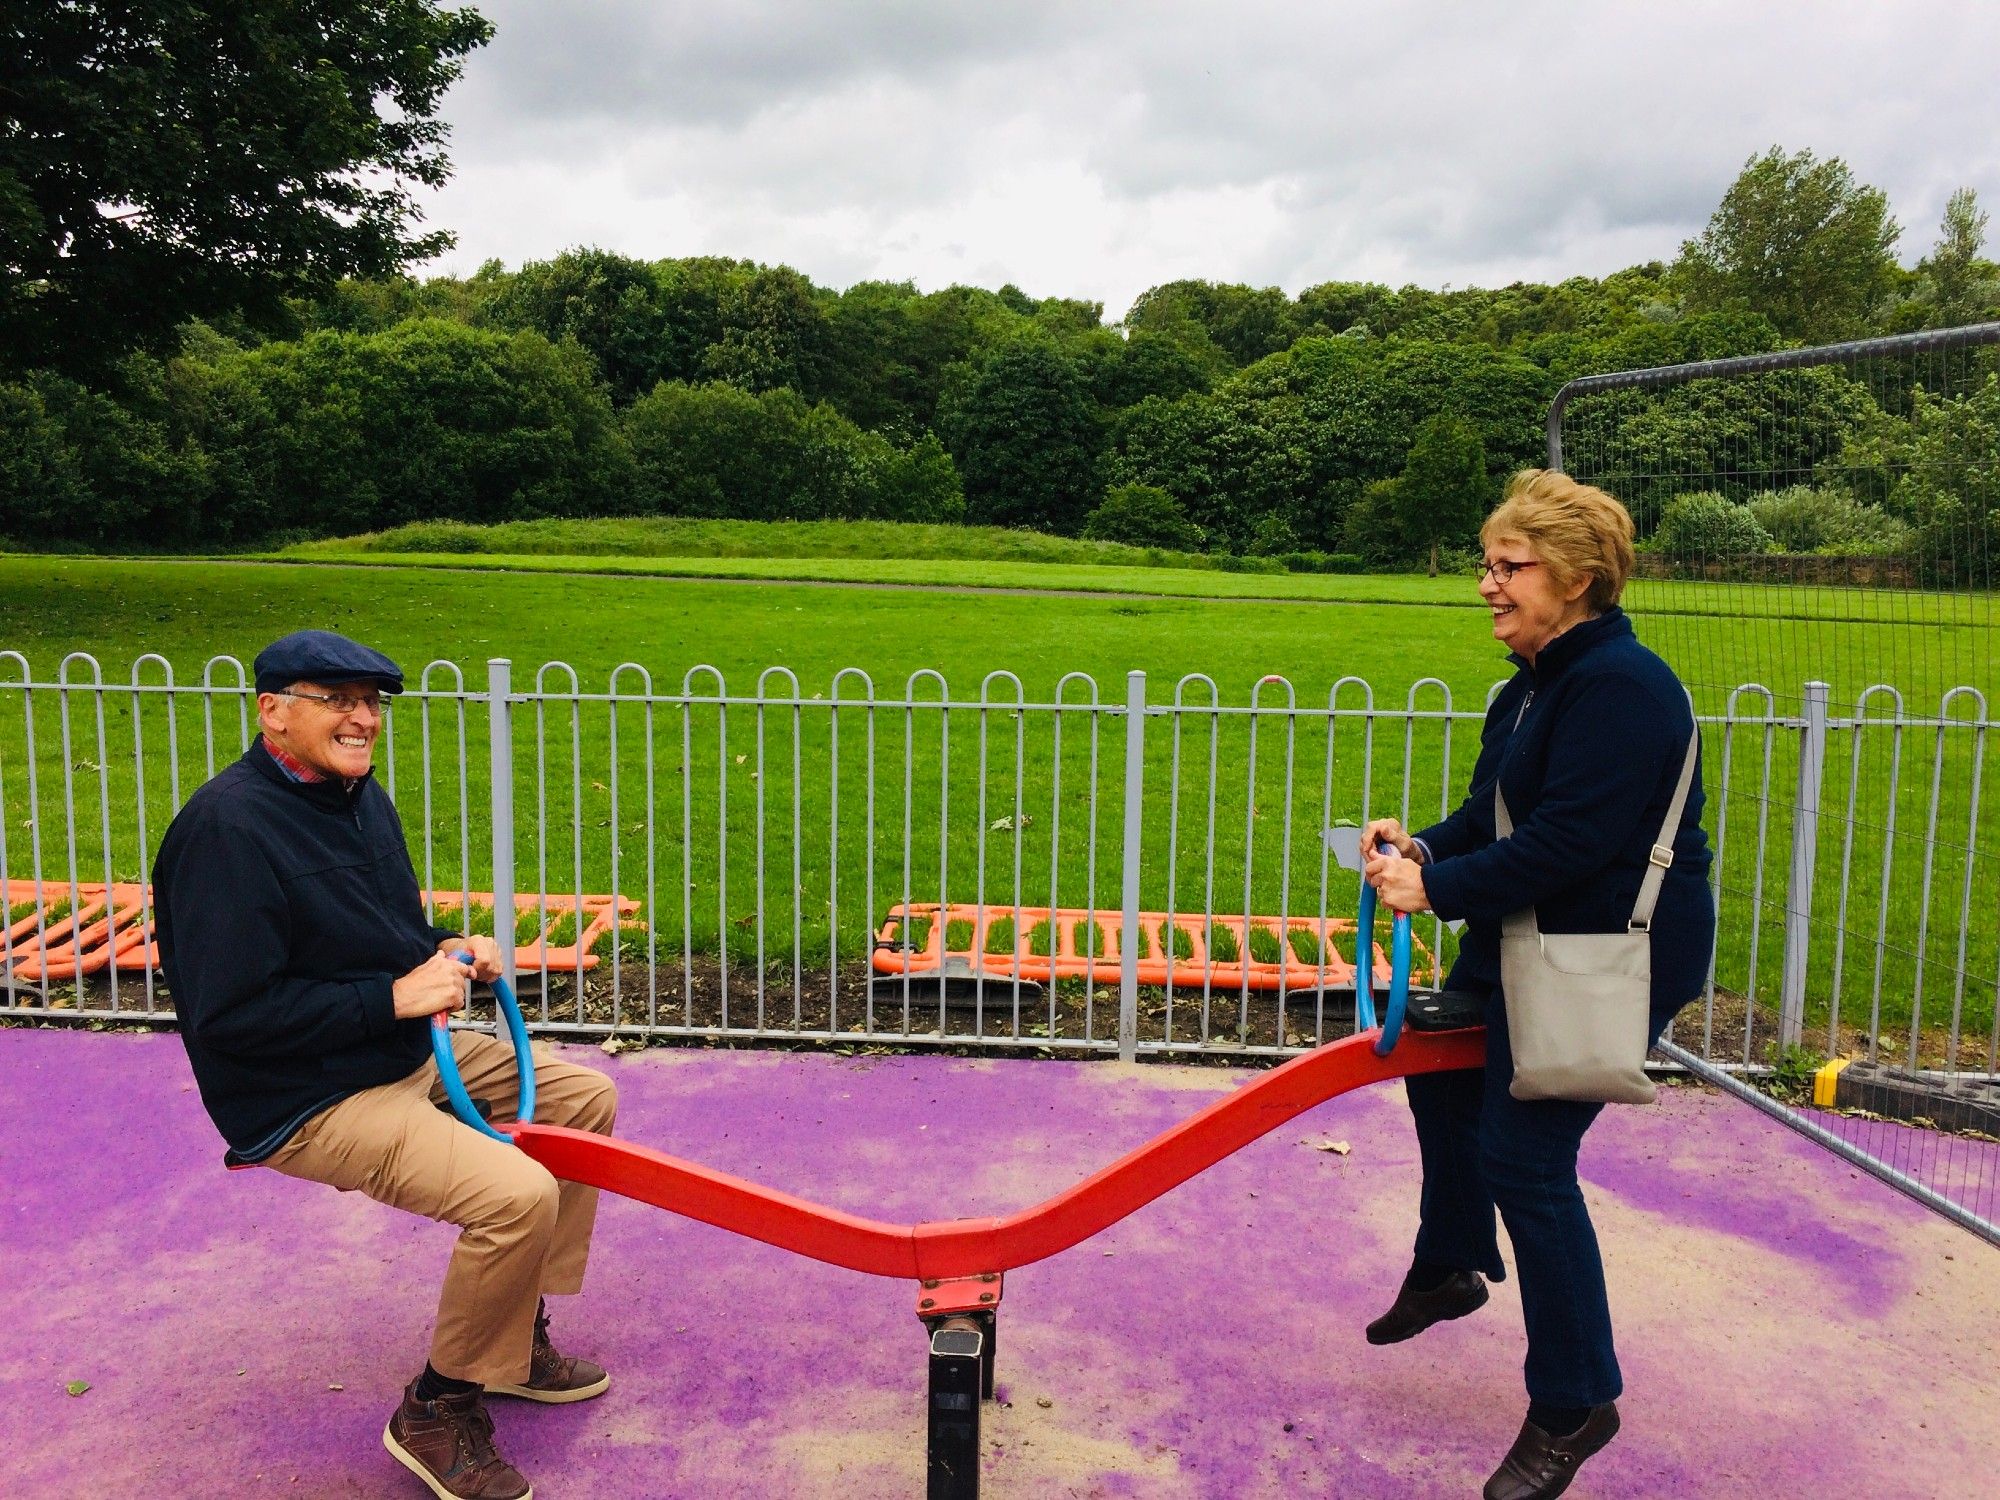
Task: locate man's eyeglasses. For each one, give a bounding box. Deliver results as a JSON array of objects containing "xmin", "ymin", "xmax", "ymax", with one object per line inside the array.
[
  {"xmin": 282, "ymin": 689, "xmax": 385, "ymax": 715},
  {"xmin": 1474, "ymin": 559, "xmax": 1541, "ymax": 585}
]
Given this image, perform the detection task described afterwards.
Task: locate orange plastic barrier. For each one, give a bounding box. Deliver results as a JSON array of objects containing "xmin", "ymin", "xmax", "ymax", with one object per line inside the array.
[
  {"xmin": 1, "ymin": 878, "xmax": 638, "ymax": 983},
  {"xmin": 509, "ymin": 1023, "xmax": 1486, "ymax": 1279},
  {"xmin": 869, "ymin": 901, "xmax": 1437, "ymax": 992}
]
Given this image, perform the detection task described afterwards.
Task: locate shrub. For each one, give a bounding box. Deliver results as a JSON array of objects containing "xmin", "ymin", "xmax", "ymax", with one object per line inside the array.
[
  {"xmin": 1650, "ymin": 491, "xmax": 1775, "ymax": 559},
  {"xmin": 1435, "ymin": 544, "xmax": 1482, "ymax": 576},
  {"xmin": 1275, "ymin": 550, "xmax": 1367, "ymax": 574},
  {"xmin": 1339, "ymin": 476, "xmax": 1428, "ymax": 569},
  {"xmin": 1244, "ymin": 511, "xmax": 1299, "ymax": 556},
  {"xmin": 1210, "ymin": 552, "xmax": 1286, "ymax": 573},
  {"xmin": 1747, "ymin": 485, "xmax": 1910, "ymax": 555},
  {"xmin": 1079, "ymin": 482, "xmax": 1205, "ymax": 551}
]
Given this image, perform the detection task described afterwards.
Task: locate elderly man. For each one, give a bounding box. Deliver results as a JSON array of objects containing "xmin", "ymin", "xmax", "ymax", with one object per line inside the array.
[{"xmin": 152, "ymin": 629, "xmax": 617, "ymax": 1500}]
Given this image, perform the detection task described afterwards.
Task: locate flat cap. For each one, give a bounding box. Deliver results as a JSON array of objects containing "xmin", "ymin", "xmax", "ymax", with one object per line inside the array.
[{"xmin": 253, "ymin": 629, "xmax": 405, "ymax": 696}]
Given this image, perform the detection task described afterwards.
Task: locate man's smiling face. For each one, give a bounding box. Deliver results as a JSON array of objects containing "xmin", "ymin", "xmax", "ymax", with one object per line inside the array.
[{"xmin": 258, "ymin": 680, "xmax": 384, "ymax": 780}]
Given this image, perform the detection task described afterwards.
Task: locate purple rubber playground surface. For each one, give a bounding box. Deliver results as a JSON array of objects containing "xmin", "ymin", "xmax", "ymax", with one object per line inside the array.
[{"xmin": 5, "ymin": 1029, "xmax": 1994, "ymax": 1498}]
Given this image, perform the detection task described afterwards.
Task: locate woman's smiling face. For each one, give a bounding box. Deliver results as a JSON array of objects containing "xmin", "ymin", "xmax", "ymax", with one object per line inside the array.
[{"xmin": 1478, "ymin": 536, "xmax": 1595, "ymax": 664}]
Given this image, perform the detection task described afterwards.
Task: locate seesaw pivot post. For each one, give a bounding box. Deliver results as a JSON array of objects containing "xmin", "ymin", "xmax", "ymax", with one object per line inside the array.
[{"xmin": 918, "ymin": 1274, "xmax": 1003, "ymax": 1500}]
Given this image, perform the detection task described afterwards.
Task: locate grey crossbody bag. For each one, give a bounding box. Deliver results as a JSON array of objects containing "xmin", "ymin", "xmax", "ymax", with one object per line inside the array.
[{"xmin": 1495, "ymin": 726, "xmax": 1700, "ymax": 1105}]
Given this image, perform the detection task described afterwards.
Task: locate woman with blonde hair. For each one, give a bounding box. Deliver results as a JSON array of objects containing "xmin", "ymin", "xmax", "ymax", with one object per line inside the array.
[{"xmin": 1361, "ymin": 469, "xmax": 1714, "ymax": 1500}]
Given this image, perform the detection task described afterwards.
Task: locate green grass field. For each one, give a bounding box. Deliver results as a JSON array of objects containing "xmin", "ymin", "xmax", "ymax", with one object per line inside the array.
[
  {"xmin": 273, "ymin": 520, "xmax": 1999, "ymax": 721},
  {"xmin": 2, "ymin": 537, "xmax": 1994, "ymax": 1051}
]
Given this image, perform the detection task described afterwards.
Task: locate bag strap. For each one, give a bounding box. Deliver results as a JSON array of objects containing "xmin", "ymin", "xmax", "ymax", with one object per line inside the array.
[
  {"xmin": 1628, "ymin": 726, "xmax": 1701, "ymax": 932},
  {"xmin": 1494, "ymin": 723, "xmax": 1701, "ymax": 933}
]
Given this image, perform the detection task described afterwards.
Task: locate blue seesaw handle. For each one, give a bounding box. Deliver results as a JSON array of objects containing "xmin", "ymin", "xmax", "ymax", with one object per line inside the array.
[
  {"xmin": 1354, "ymin": 846, "xmax": 1412, "ymax": 1056},
  {"xmin": 430, "ymin": 950, "xmax": 536, "ymax": 1143}
]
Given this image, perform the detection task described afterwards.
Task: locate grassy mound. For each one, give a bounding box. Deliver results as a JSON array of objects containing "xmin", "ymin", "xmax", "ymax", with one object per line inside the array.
[{"xmin": 280, "ymin": 516, "xmax": 1280, "ymax": 572}]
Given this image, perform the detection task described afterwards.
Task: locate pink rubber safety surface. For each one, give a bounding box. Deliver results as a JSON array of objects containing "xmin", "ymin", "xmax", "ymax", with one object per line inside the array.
[{"xmin": 4, "ymin": 1029, "xmax": 1994, "ymax": 1497}]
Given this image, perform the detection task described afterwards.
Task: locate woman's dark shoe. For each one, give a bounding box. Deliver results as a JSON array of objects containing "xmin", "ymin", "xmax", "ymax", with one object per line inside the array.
[
  {"xmin": 1363, "ymin": 1269, "xmax": 1489, "ymax": 1345},
  {"xmin": 1482, "ymin": 1402, "xmax": 1620, "ymax": 1500}
]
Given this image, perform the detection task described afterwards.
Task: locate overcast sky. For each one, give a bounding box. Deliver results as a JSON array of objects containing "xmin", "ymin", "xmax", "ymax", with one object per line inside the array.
[{"xmin": 413, "ymin": 1, "xmax": 2000, "ymax": 321}]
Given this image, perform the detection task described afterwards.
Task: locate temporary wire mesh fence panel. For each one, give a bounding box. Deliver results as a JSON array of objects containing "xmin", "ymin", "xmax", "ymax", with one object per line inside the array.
[
  {"xmin": 1550, "ymin": 323, "xmax": 2000, "ymax": 1242},
  {"xmin": 1549, "ymin": 322, "xmax": 2000, "ymax": 720}
]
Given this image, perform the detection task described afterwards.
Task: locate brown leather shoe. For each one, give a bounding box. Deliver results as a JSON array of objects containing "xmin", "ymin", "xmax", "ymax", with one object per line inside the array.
[
  {"xmin": 1483, "ymin": 1402, "xmax": 1620, "ymax": 1500},
  {"xmin": 490, "ymin": 1302, "xmax": 610, "ymax": 1405},
  {"xmin": 383, "ymin": 1382, "xmax": 532, "ymax": 1500},
  {"xmin": 1364, "ymin": 1269, "xmax": 1489, "ymax": 1345}
]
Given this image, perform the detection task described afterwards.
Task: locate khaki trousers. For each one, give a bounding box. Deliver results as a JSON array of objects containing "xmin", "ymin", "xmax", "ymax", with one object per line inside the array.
[{"xmin": 265, "ymin": 1030, "xmax": 618, "ymax": 1386}]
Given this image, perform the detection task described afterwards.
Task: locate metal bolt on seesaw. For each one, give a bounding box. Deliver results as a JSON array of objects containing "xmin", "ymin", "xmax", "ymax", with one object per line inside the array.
[{"xmin": 436, "ymin": 856, "xmax": 1484, "ymax": 1499}]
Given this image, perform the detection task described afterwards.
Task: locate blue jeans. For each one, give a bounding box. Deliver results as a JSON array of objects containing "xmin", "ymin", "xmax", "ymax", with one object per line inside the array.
[{"xmin": 1404, "ymin": 988, "xmax": 1676, "ymax": 1407}]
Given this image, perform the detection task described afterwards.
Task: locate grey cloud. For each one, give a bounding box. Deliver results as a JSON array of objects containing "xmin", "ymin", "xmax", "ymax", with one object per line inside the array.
[
  {"xmin": 424, "ymin": 1, "xmax": 2000, "ymax": 306},
  {"xmin": 456, "ymin": 0, "xmax": 1093, "ymax": 131}
]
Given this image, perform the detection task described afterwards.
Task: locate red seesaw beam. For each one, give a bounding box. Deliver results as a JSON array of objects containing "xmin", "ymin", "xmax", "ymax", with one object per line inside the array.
[{"xmin": 505, "ymin": 1026, "xmax": 1484, "ymax": 1282}]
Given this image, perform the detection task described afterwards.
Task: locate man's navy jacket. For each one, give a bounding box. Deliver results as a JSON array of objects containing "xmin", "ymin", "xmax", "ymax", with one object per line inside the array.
[
  {"xmin": 152, "ymin": 738, "xmax": 454, "ymax": 1161},
  {"xmin": 1416, "ymin": 608, "xmax": 1717, "ymax": 1012}
]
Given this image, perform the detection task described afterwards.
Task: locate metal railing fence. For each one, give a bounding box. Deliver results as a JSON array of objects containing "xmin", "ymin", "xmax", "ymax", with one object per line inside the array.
[{"xmin": 3, "ymin": 653, "xmax": 1994, "ymax": 1087}]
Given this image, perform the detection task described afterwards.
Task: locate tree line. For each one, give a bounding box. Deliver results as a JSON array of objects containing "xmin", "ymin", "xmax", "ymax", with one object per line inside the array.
[{"xmin": 2, "ymin": 5, "xmax": 1996, "ymax": 566}]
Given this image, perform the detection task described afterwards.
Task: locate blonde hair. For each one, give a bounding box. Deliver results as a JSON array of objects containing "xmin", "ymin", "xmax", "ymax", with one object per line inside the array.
[{"xmin": 1481, "ymin": 469, "xmax": 1635, "ymax": 612}]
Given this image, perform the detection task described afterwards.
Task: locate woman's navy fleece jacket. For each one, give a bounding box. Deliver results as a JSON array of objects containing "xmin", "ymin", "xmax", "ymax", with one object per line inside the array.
[
  {"xmin": 1416, "ymin": 607, "xmax": 1716, "ymax": 1009},
  {"xmin": 152, "ymin": 738, "xmax": 457, "ymax": 1161}
]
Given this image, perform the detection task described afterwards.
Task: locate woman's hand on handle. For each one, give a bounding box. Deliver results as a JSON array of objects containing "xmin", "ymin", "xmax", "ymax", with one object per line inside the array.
[
  {"xmin": 1360, "ymin": 816, "xmax": 1423, "ymax": 865},
  {"xmin": 1364, "ymin": 845, "xmax": 1433, "ymax": 915}
]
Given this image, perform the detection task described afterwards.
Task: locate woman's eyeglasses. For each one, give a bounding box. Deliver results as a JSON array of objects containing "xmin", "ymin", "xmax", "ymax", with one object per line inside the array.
[{"xmin": 1474, "ymin": 560, "xmax": 1541, "ymax": 584}]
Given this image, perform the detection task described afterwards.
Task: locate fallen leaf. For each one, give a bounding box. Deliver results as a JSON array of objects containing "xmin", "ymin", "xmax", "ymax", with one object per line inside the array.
[
  {"xmin": 1313, "ymin": 1139, "xmax": 1351, "ymax": 1156},
  {"xmin": 599, "ymin": 1037, "xmax": 631, "ymax": 1055},
  {"xmin": 1036, "ymin": 1397, "xmax": 1053, "ymax": 1409},
  {"xmin": 65, "ymin": 1380, "xmax": 89, "ymax": 1397}
]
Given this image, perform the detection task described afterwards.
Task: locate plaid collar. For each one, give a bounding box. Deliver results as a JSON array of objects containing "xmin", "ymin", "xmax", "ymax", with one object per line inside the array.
[{"xmin": 264, "ymin": 739, "xmax": 329, "ymax": 784}]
